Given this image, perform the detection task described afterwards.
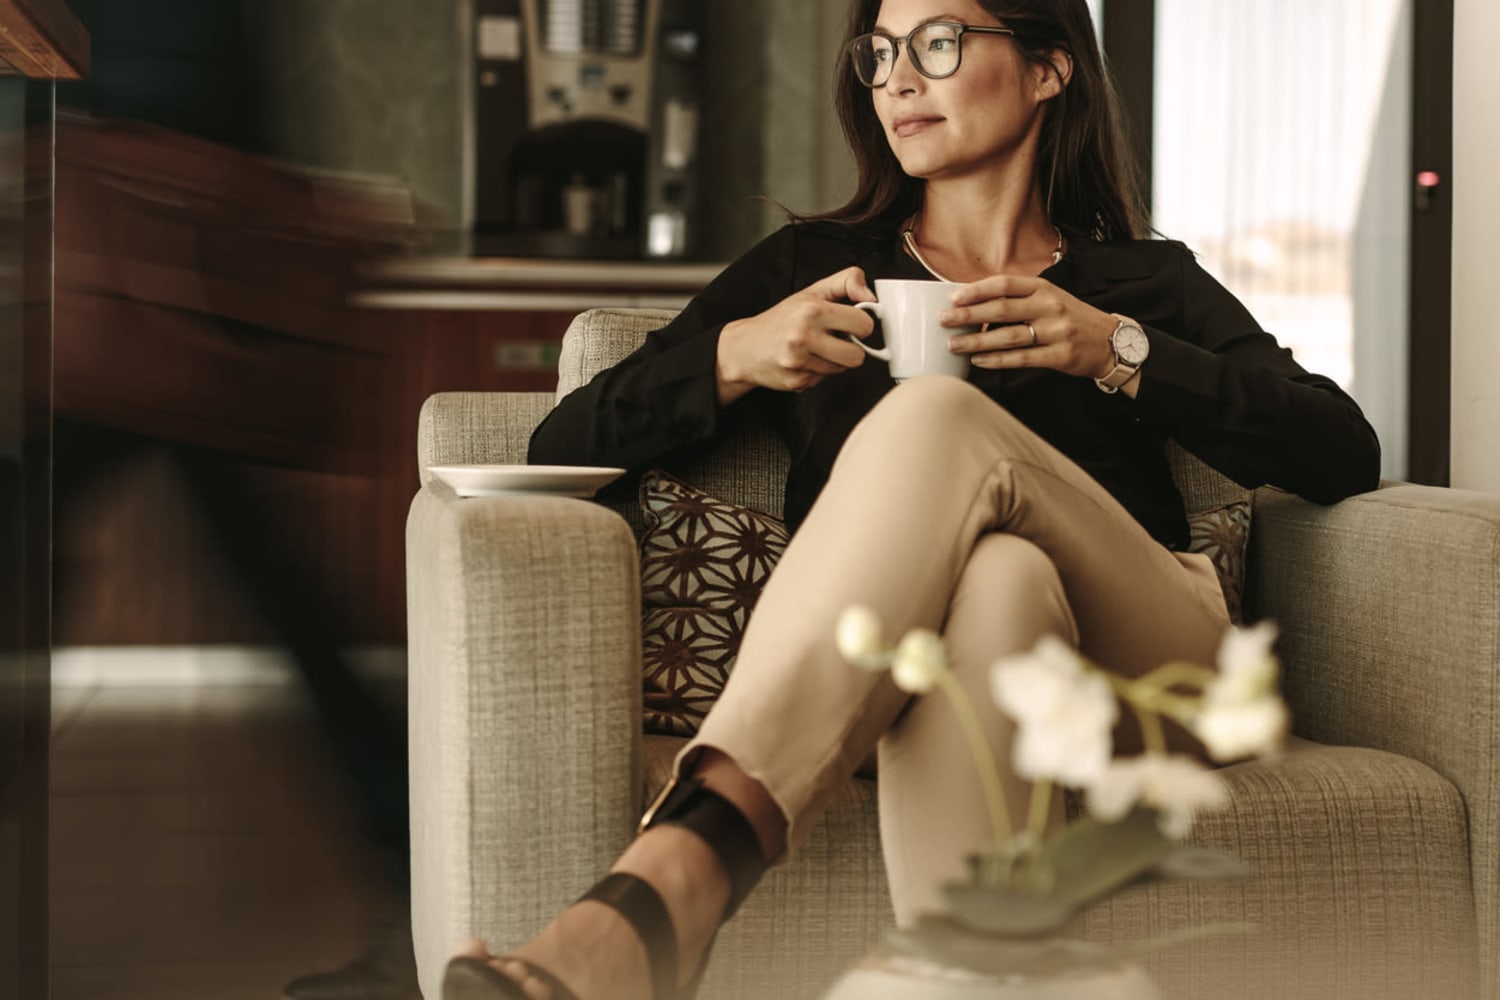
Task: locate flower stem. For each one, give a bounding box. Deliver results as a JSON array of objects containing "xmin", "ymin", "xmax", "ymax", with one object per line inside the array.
[
  {"xmin": 1132, "ymin": 701, "xmax": 1169, "ymax": 756},
  {"xmin": 933, "ymin": 670, "xmax": 1014, "ymax": 849},
  {"xmin": 1027, "ymin": 777, "xmax": 1055, "ymax": 845},
  {"xmin": 1135, "ymin": 661, "xmax": 1220, "ymax": 694}
]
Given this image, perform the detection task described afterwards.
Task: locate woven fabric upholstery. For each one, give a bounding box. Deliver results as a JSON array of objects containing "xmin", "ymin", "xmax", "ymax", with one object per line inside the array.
[
  {"xmin": 407, "ymin": 308, "xmax": 1497, "ymax": 1000},
  {"xmin": 417, "ymin": 391, "xmax": 555, "ymax": 488},
  {"xmin": 1249, "ymin": 484, "xmax": 1500, "ymax": 997},
  {"xmin": 1080, "ymin": 738, "xmax": 1477, "ymax": 1000},
  {"xmin": 407, "ymin": 490, "xmax": 645, "ymax": 997}
]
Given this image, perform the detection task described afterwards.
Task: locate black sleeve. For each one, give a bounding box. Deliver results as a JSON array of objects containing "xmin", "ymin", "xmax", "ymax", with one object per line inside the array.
[
  {"xmin": 527, "ymin": 225, "xmax": 800, "ymax": 470},
  {"xmin": 1130, "ymin": 247, "xmax": 1381, "ymax": 504}
]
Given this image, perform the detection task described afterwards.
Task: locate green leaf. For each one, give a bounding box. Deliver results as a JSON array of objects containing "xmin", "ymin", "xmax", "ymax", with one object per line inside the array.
[
  {"xmin": 1041, "ymin": 809, "xmax": 1173, "ymax": 908},
  {"xmin": 940, "ymin": 881, "xmax": 1079, "ymax": 937}
]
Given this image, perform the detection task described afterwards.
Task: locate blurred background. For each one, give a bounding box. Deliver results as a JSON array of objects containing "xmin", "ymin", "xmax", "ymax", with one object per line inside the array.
[{"xmin": 1, "ymin": 0, "xmax": 1492, "ymax": 998}]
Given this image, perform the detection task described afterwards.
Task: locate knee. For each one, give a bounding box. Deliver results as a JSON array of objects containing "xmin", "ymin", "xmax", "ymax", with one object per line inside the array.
[
  {"xmin": 948, "ymin": 534, "xmax": 1080, "ymax": 651},
  {"xmin": 845, "ymin": 375, "xmax": 1022, "ymax": 458},
  {"xmin": 877, "ymin": 375, "xmax": 996, "ymax": 428}
]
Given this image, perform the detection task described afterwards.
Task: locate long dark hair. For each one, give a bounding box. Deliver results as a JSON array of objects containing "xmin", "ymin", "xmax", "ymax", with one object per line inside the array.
[{"xmin": 816, "ymin": 0, "xmax": 1148, "ymax": 242}]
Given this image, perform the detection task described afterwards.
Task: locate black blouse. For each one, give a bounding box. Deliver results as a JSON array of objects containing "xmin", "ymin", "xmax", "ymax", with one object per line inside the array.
[{"xmin": 529, "ymin": 221, "xmax": 1381, "ymax": 550}]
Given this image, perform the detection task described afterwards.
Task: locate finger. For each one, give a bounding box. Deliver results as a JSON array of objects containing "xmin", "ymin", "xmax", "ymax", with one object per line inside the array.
[
  {"xmin": 795, "ymin": 354, "xmax": 850, "ymax": 376},
  {"xmin": 799, "ymin": 327, "xmax": 869, "ymax": 370},
  {"xmin": 970, "ymin": 344, "xmax": 1068, "ymax": 371},
  {"xmin": 781, "ymin": 370, "xmax": 827, "ymax": 393},
  {"xmin": 808, "ymin": 266, "xmax": 876, "ymax": 304},
  {"xmin": 950, "ymin": 275, "xmax": 1043, "ymax": 306},
  {"xmin": 941, "ymin": 298, "xmax": 1028, "ymax": 329},
  {"xmin": 947, "ymin": 323, "xmax": 1036, "ymax": 355}
]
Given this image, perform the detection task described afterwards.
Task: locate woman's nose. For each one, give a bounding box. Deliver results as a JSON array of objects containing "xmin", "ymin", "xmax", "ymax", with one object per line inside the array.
[{"xmin": 886, "ymin": 46, "xmax": 923, "ymax": 93}]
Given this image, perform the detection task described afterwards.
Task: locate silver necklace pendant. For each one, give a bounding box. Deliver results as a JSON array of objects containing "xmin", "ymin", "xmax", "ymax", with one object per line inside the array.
[{"xmin": 902, "ymin": 223, "xmax": 1066, "ymax": 279}]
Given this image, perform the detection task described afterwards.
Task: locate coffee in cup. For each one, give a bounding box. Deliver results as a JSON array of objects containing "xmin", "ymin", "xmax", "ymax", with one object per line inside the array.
[{"xmin": 851, "ymin": 279, "xmax": 976, "ymax": 381}]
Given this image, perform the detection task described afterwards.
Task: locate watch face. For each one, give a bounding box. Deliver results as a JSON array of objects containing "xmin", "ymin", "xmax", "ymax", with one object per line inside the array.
[{"xmin": 1114, "ymin": 323, "xmax": 1149, "ymax": 365}]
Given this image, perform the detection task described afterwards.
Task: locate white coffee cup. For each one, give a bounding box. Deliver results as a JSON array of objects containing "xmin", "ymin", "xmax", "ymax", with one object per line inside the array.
[{"xmin": 851, "ymin": 279, "xmax": 976, "ymax": 381}]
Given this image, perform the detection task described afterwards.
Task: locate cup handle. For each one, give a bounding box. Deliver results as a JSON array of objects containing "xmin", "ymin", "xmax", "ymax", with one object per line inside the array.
[{"xmin": 852, "ymin": 301, "xmax": 892, "ymax": 361}]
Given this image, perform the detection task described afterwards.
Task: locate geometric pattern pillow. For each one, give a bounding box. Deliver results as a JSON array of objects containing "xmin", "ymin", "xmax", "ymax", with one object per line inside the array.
[
  {"xmin": 1186, "ymin": 500, "xmax": 1252, "ymax": 625},
  {"xmin": 638, "ymin": 470, "xmax": 790, "ymax": 737}
]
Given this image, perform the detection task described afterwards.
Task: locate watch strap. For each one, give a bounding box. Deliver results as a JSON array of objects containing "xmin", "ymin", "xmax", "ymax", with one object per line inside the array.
[{"xmin": 1094, "ymin": 315, "xmax": 1144, "ymax": 394}]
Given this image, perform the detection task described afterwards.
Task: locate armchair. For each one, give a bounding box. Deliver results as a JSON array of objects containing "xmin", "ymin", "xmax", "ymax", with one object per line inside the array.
[{"xmin": 408, "ymin": 308, "xmax": 1498, "ymax": 1000}]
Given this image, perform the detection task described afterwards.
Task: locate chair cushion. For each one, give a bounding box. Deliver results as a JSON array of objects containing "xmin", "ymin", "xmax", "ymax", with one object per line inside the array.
[
  {"xmin": 639, "ymin": 470, "xmax": 790, "ymax": 736},
  {"xmin": 1187, "ymin": 499, "xmax": 1252, "ymax": 623}
]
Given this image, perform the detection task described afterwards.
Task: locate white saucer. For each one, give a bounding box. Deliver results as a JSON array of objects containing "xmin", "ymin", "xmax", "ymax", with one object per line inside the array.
[{"xmin": 427, "ymin": 464, "xmax": 627, "ymax": 498}]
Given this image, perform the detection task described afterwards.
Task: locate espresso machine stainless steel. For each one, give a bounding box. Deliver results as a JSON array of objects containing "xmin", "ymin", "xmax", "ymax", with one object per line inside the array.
[{"xmin": 469, "ymin": 0, "xmax": 703, "ymax": 259}]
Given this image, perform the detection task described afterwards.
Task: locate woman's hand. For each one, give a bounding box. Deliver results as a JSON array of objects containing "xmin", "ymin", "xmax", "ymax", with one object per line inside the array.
[
  {"xmin": 940, "ymin": 275, "xmax": 1120, "ymax": 382},
  {"xmin": 716, "ymin": 267, "xmax": 877, "ymax": 405}
]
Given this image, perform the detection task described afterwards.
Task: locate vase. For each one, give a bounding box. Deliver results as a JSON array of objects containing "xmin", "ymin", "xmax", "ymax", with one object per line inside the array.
[{"xmin": 821, "ymin": 944, "xmax": 1162, "ymax": 1000}]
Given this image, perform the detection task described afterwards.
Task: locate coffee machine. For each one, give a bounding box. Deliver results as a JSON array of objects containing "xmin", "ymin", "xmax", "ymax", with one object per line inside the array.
[{"xmin": 469, "ymin": 0, "xmax": 703, "ymax": 259}]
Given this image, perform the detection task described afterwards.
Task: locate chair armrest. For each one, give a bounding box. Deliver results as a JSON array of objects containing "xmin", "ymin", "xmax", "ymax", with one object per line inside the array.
[
  {"xmin": 1248, "ymin": 481, "xmax": 1500, "ymax": 988},
  {"xmin": 416, "ymin": 391, "xmax": 556, "ymax": 488},
  {"xmin": 406, "ymin": 486, "xmax": 642, "ymax": 997},
  {"xmin": 1248, "ymin": 482, "xmax": 1499, "ymax": 755}
]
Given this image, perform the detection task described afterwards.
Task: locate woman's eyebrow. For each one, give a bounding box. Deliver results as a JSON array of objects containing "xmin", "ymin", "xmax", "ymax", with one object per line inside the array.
[{"xmin": 873, "ymin": 13, "xmax": 970, "ymax": 34}]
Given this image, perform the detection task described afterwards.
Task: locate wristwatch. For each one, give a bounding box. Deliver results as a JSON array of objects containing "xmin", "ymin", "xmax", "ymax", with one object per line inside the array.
[{"xmin": 1094, "ymin": 315, "xmax": 1149, "ymax": 393}]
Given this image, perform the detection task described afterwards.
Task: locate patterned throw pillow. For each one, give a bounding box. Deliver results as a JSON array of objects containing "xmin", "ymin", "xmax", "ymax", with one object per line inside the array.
[
  {"xmin": 638, "ymin": 474, "xmax": 1252, "ymax": 736},
  {"xmin": 639, "ymin": 470, "xmax": 790, "ymax": 737},
  {"xmin": 1186, "ymin": 501, "xmax": 1252, "ymax": 625}
]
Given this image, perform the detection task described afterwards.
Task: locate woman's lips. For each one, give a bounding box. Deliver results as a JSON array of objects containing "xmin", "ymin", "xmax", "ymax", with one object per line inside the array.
[{"xmin": 894, "ymin": 117, "xmax": 942, "ymax": 138}]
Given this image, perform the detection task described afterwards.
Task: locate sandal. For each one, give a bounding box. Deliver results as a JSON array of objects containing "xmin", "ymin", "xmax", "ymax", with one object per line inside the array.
[{"xmin": 442, "ymin": 777, "xmax": 766, "ymax": 1000}]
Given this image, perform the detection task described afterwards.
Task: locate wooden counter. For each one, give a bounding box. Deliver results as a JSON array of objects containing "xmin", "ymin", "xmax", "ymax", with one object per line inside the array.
[
  {"xmin": 0, "ymin": 0, "xmax": 88, "ymax": 79},
  {"xmin": 355, "ymin": 255, "xmax": 725, "ymax": 311}
]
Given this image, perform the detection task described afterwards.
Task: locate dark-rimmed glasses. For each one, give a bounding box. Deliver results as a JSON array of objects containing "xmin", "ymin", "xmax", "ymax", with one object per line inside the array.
[{"xmin": 847, "ymin": 21, "xmax": 1016, "ymax": 89}]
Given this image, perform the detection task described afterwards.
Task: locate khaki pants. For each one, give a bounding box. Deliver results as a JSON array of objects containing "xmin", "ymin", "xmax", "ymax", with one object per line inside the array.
[{"xmin": 680, "ymin": 376, "xmax": 1230, "ymax": 921}]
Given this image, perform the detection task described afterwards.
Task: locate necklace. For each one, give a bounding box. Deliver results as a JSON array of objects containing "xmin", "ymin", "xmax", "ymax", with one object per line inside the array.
[{"xmin": 900, "ymin": 223, "xmax": 1066, "ymax": 282}]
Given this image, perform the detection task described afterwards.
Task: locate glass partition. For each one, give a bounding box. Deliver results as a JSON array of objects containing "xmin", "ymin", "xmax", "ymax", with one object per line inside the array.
[{"xmin": 0, "ymin": 72, "xmax": 55, "ymax": 1000}]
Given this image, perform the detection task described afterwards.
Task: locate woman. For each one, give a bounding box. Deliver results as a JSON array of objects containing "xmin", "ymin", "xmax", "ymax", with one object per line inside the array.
[{"xmin": 444, "ymin": 1, "xmax": 1381, "ymax": 998}]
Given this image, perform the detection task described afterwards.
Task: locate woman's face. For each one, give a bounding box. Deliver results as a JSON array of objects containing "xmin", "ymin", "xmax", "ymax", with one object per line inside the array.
[{"xmin": 869, "ymin": 0, "xmax": 1052, "ymax": 184}]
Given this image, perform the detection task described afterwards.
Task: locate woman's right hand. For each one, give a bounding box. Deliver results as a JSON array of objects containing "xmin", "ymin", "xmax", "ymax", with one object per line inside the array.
[{"xmin": 715, "ymin": 267, "xmax": 877, "ymax": 405}]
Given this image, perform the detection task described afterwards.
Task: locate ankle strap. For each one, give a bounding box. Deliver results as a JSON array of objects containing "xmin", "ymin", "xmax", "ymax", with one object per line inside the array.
[
  {"xmin": 577, "ymin": 873, "xmax": 675, "ymax": 1000},
  {"xmin": 641, "ymin": 778, "xmax": 765, "ymax": 920}
]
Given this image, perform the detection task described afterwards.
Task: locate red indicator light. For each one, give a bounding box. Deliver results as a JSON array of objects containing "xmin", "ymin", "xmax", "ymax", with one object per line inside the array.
[{"xmin": 1417, "ymin": 170, "xmax": 1441, "ymax": 188}]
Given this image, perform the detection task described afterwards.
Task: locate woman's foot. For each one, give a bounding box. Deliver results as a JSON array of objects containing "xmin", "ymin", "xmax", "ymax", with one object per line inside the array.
[
  {"xmin": 451, "ymin": 822, "xmax": 734, "ymax": 1000},
  {"xmin": 449, "ymin": 752, "xmax": 784, "ymax": 1000}
]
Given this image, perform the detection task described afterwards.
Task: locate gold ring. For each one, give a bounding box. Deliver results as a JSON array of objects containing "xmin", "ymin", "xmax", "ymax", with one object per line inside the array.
[{"xmin": 1027, "ymin": 324, "xmax": 1038, "ymax": 347}]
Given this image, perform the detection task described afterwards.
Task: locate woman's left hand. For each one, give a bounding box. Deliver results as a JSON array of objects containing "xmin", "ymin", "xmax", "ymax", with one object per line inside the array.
[{"xmin": 940, "ymin": 275, "xmax": 1118, "ymax": 380}]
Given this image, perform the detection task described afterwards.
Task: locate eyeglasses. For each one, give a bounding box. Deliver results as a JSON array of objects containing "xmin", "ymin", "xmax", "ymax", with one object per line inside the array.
[{"xmin": 847, "ymin": 21, "xmax": 1016, "ymax": 89}]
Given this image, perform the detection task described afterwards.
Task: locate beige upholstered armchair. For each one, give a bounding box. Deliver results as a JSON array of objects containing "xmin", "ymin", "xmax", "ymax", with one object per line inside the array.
[{"xmin": 407, "ymin": 308, "xmax": 1499, "ymax": 1000}]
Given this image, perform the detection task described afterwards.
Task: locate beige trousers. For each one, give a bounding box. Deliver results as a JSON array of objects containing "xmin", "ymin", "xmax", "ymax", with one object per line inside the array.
[{"xmin": 680, "ymin": 376, "xmax": 1230, "ymax": 921}]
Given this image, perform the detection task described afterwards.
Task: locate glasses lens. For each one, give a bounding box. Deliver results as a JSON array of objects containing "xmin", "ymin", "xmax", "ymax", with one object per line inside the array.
[
  {"xmin": 908, "ymin": 23, "xmax": 962, "ymax": 78},
  {"xmin": 850, "ymin": 34, "xmax": 895, "ymax": 87}
]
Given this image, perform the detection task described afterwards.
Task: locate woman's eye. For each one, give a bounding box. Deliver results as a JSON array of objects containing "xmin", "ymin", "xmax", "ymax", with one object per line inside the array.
[{"xmin": 925, "ymin": 37, "xmax": 955, "ymax": 53}]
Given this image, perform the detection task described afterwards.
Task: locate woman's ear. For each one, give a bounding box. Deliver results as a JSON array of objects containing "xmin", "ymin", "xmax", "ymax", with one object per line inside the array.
[{"xmin": 1036, "ymin": 49, "xmax": 1074, "ymax": 99}]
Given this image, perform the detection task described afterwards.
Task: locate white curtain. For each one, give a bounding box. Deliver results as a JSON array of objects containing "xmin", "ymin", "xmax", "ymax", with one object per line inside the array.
[{"xmin": 1152, "ymin": 0, "xmax": 1411, "ymax": 478}]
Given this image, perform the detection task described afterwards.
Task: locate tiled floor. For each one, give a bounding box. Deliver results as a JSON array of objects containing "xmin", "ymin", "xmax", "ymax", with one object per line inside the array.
[{"xmin": 50, "ymin": 677, "xmax": 401, "ymax": 1000}]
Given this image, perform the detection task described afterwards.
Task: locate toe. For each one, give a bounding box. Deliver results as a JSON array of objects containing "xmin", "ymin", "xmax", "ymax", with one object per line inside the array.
[{"xmin": 495, "ymin": 959, "xmax": 554, "ymax": 1000}]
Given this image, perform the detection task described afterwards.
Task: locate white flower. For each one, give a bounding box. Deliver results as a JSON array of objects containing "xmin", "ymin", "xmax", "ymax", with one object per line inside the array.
[
  {"xmin": 1194, "ymin": 621, "xmax": 1288, "ymax": 761},
  {"xmin": 990, "ymin": 636, "xmax": 1118, "ymax": 786},
  {"xmin": 1208, "ymin": 621, "xmax": 1280, "ymax": 707},
  {"xmin": 1086, "ymin": 753, "xmax": 1229, "ymax": 838},
  {"xmin": 1196, "ymin": 698, "xmax": 1289, "ymax": 761},
  {"xmin": 890, "ymin": 628, "xmax": 947, "ymax": 694},
  {"xmin": 835, "ymin": 605, "xmax": 888, "ymax": 670}
]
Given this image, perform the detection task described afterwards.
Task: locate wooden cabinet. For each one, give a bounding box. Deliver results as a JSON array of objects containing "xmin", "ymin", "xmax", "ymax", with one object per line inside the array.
[{"xmin": 53, "ymin": 252, "xmax": 717, "ymax": 646}]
